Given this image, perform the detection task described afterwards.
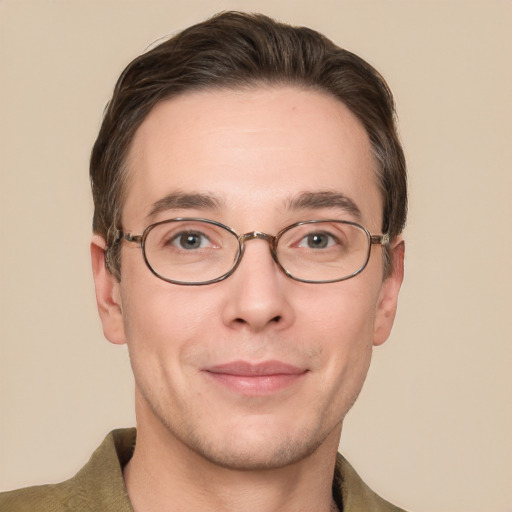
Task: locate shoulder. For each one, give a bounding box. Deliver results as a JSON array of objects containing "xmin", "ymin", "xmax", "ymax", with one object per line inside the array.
[
  {"xmin": 0, "ymin": 429, "xmax": 136, "ymax": 512},
  {"xmin": 0, "ymin": 480, "xmax": 84, "ymax": 512},
  {"xmin": 335, "ymin": 453, "xmax": 408, "ymax": 512}
]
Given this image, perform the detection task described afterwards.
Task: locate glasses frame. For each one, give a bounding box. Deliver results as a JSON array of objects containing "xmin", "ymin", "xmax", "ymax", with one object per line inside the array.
[{"xmin": 114, "ymin": 218, "xmax": 390, "ymax": 286}]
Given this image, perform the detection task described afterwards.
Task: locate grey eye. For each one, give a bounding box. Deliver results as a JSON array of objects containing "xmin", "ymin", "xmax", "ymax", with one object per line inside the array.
[
  {"xmin": 173, "ymin": 232, "xmax": 210, "ymax": 250},
  {"xmin": 306, "ymin": 233, "xmax": 328, "ymax": 248},
  {"xmin": 297, "ymin": 232, "xmax": 336, "ymax": 249}
]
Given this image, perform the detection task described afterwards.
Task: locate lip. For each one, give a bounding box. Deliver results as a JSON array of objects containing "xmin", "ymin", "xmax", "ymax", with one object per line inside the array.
[{"xmin": 203, "ymin": 360, "xmax": 308, "ymax": 396}]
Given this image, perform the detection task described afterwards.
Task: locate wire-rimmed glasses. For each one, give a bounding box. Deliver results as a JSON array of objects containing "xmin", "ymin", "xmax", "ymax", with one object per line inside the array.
[{"xmin": 115, "ymin": 218, "xmax": 389, "ymax": 285}]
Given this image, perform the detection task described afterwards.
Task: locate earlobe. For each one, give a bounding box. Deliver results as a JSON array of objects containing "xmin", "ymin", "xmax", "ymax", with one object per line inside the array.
[
  {"xmin": 373, "ymin": 239, "xmax": 405, "ymax": 346},
  {"xmin": 91, "ymin": 235, "xmax": 127, "ymax": 345}
]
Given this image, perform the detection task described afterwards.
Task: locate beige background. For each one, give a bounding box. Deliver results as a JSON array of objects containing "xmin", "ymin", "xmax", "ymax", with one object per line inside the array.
[{"xmin": 1, "ymin": 1, "xmax": 511, "ymax": 510}]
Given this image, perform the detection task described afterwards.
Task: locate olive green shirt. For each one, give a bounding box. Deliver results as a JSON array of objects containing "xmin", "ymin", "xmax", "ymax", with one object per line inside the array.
[{"xmin": 0, "ymin": 428, "xmax": 406, "ymax": 511}]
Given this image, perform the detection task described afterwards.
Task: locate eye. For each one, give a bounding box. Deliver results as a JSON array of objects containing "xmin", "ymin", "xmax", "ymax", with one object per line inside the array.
[
  {"xmin": 297, "ymin": 231, "xmax": 337, "ymax": 249},
  {"xmin": 171, "ymin": 231, "xmax": 212, "ymax": 250}
]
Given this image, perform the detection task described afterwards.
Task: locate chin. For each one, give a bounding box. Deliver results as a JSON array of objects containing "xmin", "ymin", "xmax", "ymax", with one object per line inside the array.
[
  {"xmin": 166, "ymin": 412, "xmax": 341, "ymax": 471},
  {"xmin": 188, "ymin": 432, "xmax": 326, "ymax": 471}
]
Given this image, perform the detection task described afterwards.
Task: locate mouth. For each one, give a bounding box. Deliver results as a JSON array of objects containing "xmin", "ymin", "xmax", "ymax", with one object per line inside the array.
[{"xmin": 203, "ymin": 360, "xmax": 308, "ymax": 396}]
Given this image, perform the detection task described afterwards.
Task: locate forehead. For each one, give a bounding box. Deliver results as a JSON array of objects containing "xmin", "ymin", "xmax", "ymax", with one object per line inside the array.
[{"xmin": 123, "ymin": 86, "xmax": 382, "ymax": 229}]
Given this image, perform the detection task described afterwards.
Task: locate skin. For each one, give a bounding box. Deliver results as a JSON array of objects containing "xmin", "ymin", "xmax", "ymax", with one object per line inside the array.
[{"xmin": 91, "ymin": 86, "xmax": 404, "ymax": 512}]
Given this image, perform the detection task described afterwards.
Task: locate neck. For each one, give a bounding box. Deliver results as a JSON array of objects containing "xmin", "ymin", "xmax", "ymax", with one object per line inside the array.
[{"xmin": 124, "ymin": 406, "xmax": 341, "ymax": 512}]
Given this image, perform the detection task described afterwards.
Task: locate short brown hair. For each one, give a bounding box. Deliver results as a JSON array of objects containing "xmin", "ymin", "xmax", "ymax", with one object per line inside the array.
[{"xmin": 90, "ymin": 11, "xmax": 407, "ymax": 278}]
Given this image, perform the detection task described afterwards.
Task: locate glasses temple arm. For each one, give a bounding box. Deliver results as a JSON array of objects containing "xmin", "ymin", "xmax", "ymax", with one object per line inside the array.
[
  {"xmin": 370, "ymin": 233, "xmax": 390, "ymax": 245},
  {"xmin": 114, "ymin": 230, "xmax": 142, "ymax": 245}
]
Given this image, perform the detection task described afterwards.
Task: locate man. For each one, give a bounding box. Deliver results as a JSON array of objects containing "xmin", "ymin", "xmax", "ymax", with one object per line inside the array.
[{"xmin": 1, "ymin": 11, "xmax": 407, "ymax": 512}]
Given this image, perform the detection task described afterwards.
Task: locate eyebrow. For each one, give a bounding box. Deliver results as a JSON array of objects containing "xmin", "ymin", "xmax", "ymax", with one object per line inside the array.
[
  {"xmin": 286, "ymin": 191, "xmax": 362, "ymax": 220},
  {"xmin": 147, "ymin": 192, "xmax": 223, "ymax": 219},
  {"xmin": 146, "ymin": 190, "xmax": 361, "ymax": 222}
]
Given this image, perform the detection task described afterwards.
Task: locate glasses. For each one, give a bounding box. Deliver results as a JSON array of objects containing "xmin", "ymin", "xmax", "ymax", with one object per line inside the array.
[{"xmin": 115, "ymin": 218, "xmax": 389, "ymax": 285}]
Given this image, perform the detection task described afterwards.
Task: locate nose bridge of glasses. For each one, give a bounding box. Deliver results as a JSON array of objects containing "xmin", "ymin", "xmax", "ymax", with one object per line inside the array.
[
  {"xmin": 237, "ymin": 231, "xmax": 279, "ymax": 264},
  {"xmin": 238, "ymin": 231, "xmax": 275, "ymax": 245},
  {"xmin": 235, "ymin": 231, "xmax": 281, "ymax": 275}
]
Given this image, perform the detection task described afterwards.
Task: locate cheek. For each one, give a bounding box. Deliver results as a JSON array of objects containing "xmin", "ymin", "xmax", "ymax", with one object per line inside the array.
[
  {"xmin": 118, "ymin": 271, "xmax": 220, "ymax": 376},
  {"xmin": 296, "ymin": 280, "xmax": 380, "ymax": 340},
  {"xmin": 296, "ymin": 281, "xmax": 379, "ymax": 381}
]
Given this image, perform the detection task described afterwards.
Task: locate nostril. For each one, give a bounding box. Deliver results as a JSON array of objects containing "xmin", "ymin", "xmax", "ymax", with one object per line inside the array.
[{"xmin": 233, "ymin": 315, "xmax": 281, "ymax": 325}]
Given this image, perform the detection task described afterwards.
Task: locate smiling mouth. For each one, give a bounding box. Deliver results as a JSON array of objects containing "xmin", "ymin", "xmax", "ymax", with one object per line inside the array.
[{"xmin": 203, "ymin": 360, "xmax": 308, "ymax": 396}]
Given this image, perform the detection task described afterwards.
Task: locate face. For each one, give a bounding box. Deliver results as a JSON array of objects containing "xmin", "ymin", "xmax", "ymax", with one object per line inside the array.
[{"xmin": 92, "ymin": 86, "xmax": 403, "ymax": 470}]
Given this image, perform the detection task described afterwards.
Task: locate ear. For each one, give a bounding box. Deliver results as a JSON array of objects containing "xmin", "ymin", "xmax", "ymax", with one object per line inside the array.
[
  {"xmin": 373, "ymin": 239, "xmax": 405, "ymax": 346},
  {"xmin": 91, "ymin": 234, "xmax": 127, "ymax": 345}
]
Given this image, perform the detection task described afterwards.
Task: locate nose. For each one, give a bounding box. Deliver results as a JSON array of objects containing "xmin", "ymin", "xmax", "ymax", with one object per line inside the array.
[{"xmin": 221, "ymin": 237, "xmax": 295, "ymax": 332}]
